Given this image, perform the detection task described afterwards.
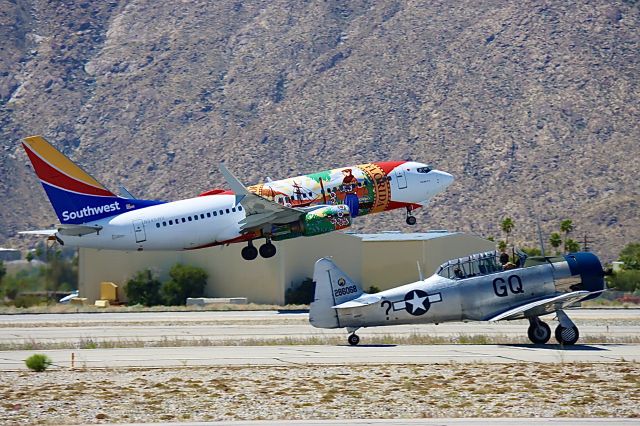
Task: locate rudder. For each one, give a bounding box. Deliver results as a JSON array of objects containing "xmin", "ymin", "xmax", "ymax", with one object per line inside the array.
[{"xmin": 309, "ymin": 257, "xmax": 364, "ymax": 329}]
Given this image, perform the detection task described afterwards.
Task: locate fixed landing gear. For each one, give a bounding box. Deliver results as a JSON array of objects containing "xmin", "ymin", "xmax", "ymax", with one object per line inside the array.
[
  {"xmin": 241, "ymin": 239, "xmax": 277, "ymax": 260},
  {"xmin": 527, "ymin": 317, "xmax": 551, "ymax": 344},
  {"xmin": 348, "ymin": 333, "xmax": 360, "ymax": 346},
  {"xmin": 406, "ymin": 206, "xmax": 417, "ymax": 226}
]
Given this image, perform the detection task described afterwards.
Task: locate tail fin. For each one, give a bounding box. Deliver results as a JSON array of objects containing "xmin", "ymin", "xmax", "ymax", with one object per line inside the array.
[
  {"xmin": 22, "ymin": 135, "xmax": 162, "ymax": 224},
  {"xmin": 309, "ymin": 257, "xmax": 364, "ymax": 329}
]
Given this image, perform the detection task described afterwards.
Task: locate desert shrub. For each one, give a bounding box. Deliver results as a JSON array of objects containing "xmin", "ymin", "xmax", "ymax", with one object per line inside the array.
[
  {"xmin": 608, "ymin": 269, "xmax": 640, "ymax": 292},
  {"xmin": 125, "ymin": 270, "xmax": 163, "ymax": 306},
  {"xmin": 25, "ymin": 354, "xmax": 52, "ymax": 372},
  {"xmin": 160, "ymin": 264, "xmax": 208, "ymax": 306},
  {"xmin": 285, "ymin": 277, "xmax": 315, "ymax": 305},
  {"xmin": 367, "ymin": 285, "xmax": 381, "ymax": 294}
]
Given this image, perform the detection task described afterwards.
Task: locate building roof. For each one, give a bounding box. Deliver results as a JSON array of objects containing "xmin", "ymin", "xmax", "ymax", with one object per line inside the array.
[{"xmin": 347, "ymin": 231, "xmax": 458, "ymax": 242}]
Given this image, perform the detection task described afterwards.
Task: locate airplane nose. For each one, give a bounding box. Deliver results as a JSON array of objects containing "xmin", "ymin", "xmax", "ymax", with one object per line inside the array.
[
  {"xmin": 434, "ymin": 170, "xmax": 454, "ymax": 188},
  {"xmin": 564, "ymin": 252, "xmax": 606, "ymax": 300}
]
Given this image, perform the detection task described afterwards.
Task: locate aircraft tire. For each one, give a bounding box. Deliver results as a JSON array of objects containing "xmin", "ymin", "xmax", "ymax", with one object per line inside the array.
[
  {"xmin": 259, "ymin": 242, "xmax": 276, "ymax": 258},
  {"xmin": 555, "ymin": 325, "xmax": 579, "ymax": 345},
  {"xmin": 527, "ymin": 321, "xmax": 551, "ymax": 344},
  {"xmin": 406, "ymin": 216, "xmax": 417, "ymax": 226},
  {"xmin": 348, "ymin": 334, "xmax": 360, "ymax": 346},
  {"xmin": 241, "ymin": 245, "xmax": 258, "ymax": 261}
]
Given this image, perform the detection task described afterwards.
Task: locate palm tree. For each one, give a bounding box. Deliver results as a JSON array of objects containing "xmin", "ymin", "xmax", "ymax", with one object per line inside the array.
[
  {"xmin": 560, "ymin": 219, "xmax": 574, "ymax": 253},
  {"xmin": 549, "ymin": 232, "xmax": 562, "ymax": 255},
  {"xmin": 501, "ymin": 217, "xmax": 515, "ymax": 246},
  {"xmin": 565, "ymin": 239, "xmax": 580, "ymax": 253}
]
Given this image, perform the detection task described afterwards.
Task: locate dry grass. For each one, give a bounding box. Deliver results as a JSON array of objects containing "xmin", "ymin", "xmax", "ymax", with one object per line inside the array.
[{"xmin": 2, "ymin": 332, "xmax": 640, "ymax": 351}]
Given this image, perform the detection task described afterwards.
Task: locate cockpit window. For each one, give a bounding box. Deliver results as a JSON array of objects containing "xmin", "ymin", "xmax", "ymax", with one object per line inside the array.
[
  {"xmin": 437, "ymin": 251, "xmax": 505, "ymax": 280},
  {"xmin": 417, "ymin": 166, "xmax": 432, "ymax": 173}
]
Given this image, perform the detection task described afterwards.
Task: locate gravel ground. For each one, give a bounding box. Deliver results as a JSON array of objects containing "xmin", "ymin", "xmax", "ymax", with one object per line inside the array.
[{"xmin": 1, "ymin": 363, "xmax": 639, "ymax": 424}]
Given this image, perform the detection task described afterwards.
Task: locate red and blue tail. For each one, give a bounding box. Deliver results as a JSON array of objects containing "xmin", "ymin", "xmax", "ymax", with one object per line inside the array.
[{"xmin": 23, "ymin": 136, "xmax": 163, "ymax": 224}]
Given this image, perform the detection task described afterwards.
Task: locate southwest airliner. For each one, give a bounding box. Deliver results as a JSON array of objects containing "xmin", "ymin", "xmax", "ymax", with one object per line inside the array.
[{"xmin": 21, "ymin": 136, "xmax": 454, "ymax": 260}]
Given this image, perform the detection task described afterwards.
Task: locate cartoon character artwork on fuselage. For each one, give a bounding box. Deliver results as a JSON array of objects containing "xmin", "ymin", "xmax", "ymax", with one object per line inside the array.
[{"xmin": 20, "ymin": 135, "xmax": 454, "ymax": 260}]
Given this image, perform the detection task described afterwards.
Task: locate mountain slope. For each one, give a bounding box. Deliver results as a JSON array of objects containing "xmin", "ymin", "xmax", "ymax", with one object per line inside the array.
[{"xmin": 1, "ymin": 0, "xmax": 638, "ymax": 261}]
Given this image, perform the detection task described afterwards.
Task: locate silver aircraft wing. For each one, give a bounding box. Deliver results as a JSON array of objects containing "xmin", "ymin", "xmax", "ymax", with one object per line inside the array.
[
  {"xmin": 332, "ymin": 294, "xmax": 382, "ymax": 309},
  {"xmin": 218, "ymin": 163, "xmax": 308, "ymax": 232},
  {"xmin": 486, "ymin": 290, "xmax": 605, "ymax": 322}
]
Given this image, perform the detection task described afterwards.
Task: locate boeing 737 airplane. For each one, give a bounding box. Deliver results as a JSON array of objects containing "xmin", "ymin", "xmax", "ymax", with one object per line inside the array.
[{"xmin": 20, "ymin": 136, "xmax": 454, "ymax": 260}]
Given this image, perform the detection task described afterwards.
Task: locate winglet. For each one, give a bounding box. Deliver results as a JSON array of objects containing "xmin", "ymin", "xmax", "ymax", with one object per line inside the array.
[{"xmin": 218, "ymin": 163, "xmax": 249, "ymax": 204}]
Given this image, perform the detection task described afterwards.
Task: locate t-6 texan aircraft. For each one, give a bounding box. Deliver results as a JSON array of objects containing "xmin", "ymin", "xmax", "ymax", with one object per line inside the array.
[
  {"xmin": 20, "ymin": 136, "xmax": 454, "ymax": 260},
  {"xmin": 310, "ymin": 251, "xmax": 606, "ymax": 345}
]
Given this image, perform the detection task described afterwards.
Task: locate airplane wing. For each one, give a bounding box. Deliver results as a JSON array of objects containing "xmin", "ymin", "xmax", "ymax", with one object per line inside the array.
[
  {"xmin": 20, "ymin": 224, "xmax": 103, "ymax": 237},
  {"xmin": 218, "ymin": 163, "xmax": 309, "ymax": 232},
  {"xmin": 332, "ymin": 294, "xmax": 382, "ymax": 309},
  {"xmin": 486, "ymin": 290, "xmax": 606, "ymax": 322}
]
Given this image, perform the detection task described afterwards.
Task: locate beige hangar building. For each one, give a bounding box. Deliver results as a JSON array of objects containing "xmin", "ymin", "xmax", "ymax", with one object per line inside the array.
[{"xmin": 78, "ymin": 231, "xmax": 495, "ymax": 305}]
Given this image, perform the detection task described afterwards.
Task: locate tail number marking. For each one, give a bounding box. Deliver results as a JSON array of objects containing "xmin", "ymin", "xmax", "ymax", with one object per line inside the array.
[{"xmin": 334, "ymin": 285, "xmax": 358, "ymax": 298}]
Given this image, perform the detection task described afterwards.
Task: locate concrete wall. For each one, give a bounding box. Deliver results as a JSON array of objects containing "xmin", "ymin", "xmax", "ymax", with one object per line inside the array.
[{"xmin": 79, "ymin": 232, "xmax": 495, "ymax": 304}]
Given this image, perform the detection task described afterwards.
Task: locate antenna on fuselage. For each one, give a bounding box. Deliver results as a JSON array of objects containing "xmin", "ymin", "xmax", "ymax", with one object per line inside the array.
[
  {"xmin": 535, "ymin": 216, "xmax": 546, "ymax": 258},
  {"xmin": 417, "ymin": 261, "xmax": 424, "ymax": 281}
]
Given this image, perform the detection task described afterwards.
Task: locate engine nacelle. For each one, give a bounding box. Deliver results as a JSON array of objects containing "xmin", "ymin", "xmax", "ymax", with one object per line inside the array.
[{"xmin": 302, "ymin": 205, "xmax": 352, "ymax": 236}]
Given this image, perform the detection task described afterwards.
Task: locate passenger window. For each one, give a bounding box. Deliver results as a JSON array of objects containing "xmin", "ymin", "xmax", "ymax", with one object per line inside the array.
[
  {"xmin": 162, "ymin": 221, "xmax": 167, "ymax": 227},
  {"xmin": 188, "ymin": 216, "xmax": 192, "ymax": 221},
  {"xmin": 156, "ymin": 223, "xmax": 160, "ymax": 228},
  {"xmin": 194, "ymin": 215, "xmax": 198, "ymax": 220},
  {"xmin": 206, "ymin": 212, "xmax": 211, "ymax": 218},
  {"xmin": 232, "ymin": 207, "xmax": 236, "ymax": 212},
  {"xmin": 238, "ymin": 205, "xmax": 243, "ymax": 211},
  {"xmin": 226, "ymin": 209, "xmax": 230, "ymax": 214},
  {"xmin": 169, "ymin": 220, "xmax": 173, "ymax": 225},
  {"xmin": 200, "ymin": 214, "xmax": 205, "ymax": 219},
  {"xmin": 213, "ymin": 211, "xmax": 217, "ymax": 216},
  {"xmin": 219, "ymin": 210, "xmax": 223, "ymax": 215},
  {"xmin": 181, "ymin": 218, "xmax": 186, "ymax": 223}
]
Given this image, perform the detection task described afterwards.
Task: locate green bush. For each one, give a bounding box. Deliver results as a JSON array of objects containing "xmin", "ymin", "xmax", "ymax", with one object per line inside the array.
[
  {"xmin": 285, "ymin": 277, "xmax": 315, "ymax": 305},
  {"xmin": 25, "ymin": 354, "xmax": 52, "ymax": 372},
  {"xmin": 125, "ymin": 270, "xmax": 163, "ymax": 306},
  {"xmin": 367, "ymin": 285, "xmax": 381, "ymax": 294},
  {"xmin": 607, "ymin": 269, "xmax": 640, "ymax": 292},
  {"xmin": 160, "ymin": 264, "xmax": 208, "ymax": 306}
]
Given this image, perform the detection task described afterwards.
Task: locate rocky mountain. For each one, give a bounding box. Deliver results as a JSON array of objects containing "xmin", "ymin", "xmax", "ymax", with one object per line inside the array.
[{"xmin": 1, "ymin": 0, "xmax": 638, "ymax": 261}]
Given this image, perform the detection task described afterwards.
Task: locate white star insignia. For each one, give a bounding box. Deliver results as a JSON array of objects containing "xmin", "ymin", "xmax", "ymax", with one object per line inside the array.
[{"xmin": 405, "ymin": 291, "xmax": 428, "ymax": 314}]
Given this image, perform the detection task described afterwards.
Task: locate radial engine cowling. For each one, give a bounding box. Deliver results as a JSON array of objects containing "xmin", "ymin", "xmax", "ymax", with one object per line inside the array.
[{"xmin": 302, "ymin": 205, "xmax": 351, "ymax": 236}]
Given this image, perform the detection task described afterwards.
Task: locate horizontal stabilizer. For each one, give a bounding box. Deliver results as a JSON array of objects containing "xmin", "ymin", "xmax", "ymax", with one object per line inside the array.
[
  {"xmin": 19, "ymin": 229, "xmax": 57, "ymax": 236},
  {"xmin": 332, "ymin": 293, "xmax": 381, "ymax": 309},
  {"xmin": 487, "ymin": 290, "xmax": 605, "ymax": 321}
]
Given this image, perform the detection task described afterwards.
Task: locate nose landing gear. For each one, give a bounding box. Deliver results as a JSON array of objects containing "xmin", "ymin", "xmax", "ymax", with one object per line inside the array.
[{"xmin": 405, "ymin": 206, "xmax": 417, "ymax": 226}]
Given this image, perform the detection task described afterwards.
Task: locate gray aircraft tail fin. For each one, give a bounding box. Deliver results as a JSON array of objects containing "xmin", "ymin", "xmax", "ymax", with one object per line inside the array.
[{"xmin": 309, "ymin": 257, "xmax": 364, "ymax": 329}]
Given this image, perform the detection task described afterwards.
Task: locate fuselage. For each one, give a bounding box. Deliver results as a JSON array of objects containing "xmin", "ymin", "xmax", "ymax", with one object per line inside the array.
[{"xmin": 56, "ymin": 161, "xmax": 453, "ymax": 251}]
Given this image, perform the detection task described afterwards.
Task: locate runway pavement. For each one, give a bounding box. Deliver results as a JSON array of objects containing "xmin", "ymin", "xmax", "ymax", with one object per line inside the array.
[
  {"xmin": 1, "ymin": 343, "xmax": 639, "ymax": 370},
  {"xmin": 0, "ymin": 309, "xmax": 638, "ymax": 345}
]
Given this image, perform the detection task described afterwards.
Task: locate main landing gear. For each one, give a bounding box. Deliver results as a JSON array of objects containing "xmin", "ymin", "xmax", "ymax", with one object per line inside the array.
[
  {"xmin": 241, "ymin": 239, "xmax": 277, "ymax": 260},
  {"xmin": 527, "ymin": 310, "xmax": 580, "ymax": 345},
  {"xmin": 405, "ymin": 206, "xmax": 417, "ymax": 226}
]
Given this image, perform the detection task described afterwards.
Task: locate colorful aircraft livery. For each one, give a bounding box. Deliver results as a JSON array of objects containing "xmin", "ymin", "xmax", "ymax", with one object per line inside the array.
[{"xmin": 21, "ymin": 136, "xmax": 454, "ymax": 260}]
